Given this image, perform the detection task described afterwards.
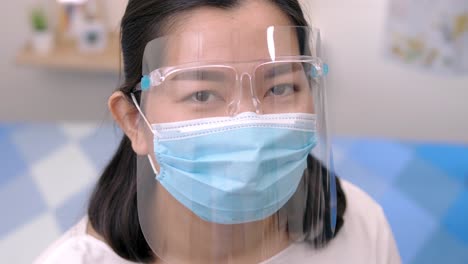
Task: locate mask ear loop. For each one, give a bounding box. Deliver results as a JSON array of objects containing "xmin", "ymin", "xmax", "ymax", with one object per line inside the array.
[
  {"xmin": 130, "ymin": 92, "xmax": 152, "ymax": 131},
  {"xmin": 130, "ymin": 92, "xmax": 160, "ymax": 176}
]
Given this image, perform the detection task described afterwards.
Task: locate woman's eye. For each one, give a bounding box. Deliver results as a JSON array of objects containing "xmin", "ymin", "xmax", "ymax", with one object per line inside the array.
[
  {"xmin": 267, "ymin": 84, "xmax": 296, "ymax": 97},
  {"xmin": 191, "ymin": 91, "xmax": 214, "ymax": 102}
]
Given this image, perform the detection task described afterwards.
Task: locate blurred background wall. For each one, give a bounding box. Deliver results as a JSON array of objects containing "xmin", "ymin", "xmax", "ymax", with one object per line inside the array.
[
  {"xmin": 2, "ymin": 0, "xmax": 466, "ymax": 143},
  {"xmin": 303, "ymin": 0, "xmax": 468, "ymax": 143},
  {"xmin": 0, "ymin": 0, "xmax": 126, "ymax": 122}
]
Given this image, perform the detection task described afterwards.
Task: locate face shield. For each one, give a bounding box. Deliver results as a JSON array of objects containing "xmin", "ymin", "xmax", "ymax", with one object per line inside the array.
[{"xmin": 131, "ymin": 26, "xmax": 336, "ymax": 263}]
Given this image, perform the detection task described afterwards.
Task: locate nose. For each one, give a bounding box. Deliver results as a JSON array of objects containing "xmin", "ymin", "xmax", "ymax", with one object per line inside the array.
[{"xmin": 227, "ymin": 73, "xmax": 262, "ymax": 116}]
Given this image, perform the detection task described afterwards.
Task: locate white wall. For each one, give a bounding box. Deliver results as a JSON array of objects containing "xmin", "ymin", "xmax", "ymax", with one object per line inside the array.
[
  {"xmin": 102, "ymin": 0, "xmax": 127, "ymax": 31},
  {"xmin": 302, "ymin": 0, "xmax": 468, "ymax": 143},
  {"xmin": 2, "ymin": 0, "xmax": 467, "ymax": 143},
  {"xmin": 0, "ymin": 0, "xmax": 124, "ymax": 122}
]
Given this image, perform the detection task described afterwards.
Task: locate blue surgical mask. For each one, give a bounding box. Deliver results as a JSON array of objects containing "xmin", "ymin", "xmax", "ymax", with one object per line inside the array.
[{"xmin": 148, "ymin": 112, "xmax": 317, "ymax": 224}]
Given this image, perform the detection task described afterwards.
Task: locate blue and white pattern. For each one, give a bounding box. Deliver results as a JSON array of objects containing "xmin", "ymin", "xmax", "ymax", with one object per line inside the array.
[{"xmin": 0, "ymin": 123, "xmax": 467, "ymax": 263}]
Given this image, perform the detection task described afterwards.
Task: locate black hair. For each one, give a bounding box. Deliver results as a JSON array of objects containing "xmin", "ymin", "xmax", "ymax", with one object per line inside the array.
[{"xmin": 88, "ymin": 0, "xmax": 346, "ymax": 262}]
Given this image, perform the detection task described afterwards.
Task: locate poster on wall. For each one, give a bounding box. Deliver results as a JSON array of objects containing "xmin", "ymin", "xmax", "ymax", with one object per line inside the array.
[{"xmin": 385, "ymin": 0, "xmax": 468, "ymax": 75}]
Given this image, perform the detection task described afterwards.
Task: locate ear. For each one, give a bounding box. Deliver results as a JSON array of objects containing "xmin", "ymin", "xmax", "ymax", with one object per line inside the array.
[{"xmin": 108, "ymin": 91, "xmax": 150, "ymax": 155}]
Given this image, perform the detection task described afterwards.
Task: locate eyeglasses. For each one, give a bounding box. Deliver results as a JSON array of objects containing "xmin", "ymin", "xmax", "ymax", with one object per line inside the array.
[{"xmin": 133, "ymin": 56, "xmax": 329, "ymax": 117}]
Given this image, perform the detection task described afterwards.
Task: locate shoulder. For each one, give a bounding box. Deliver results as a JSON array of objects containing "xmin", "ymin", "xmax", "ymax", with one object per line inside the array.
[
  {"xmin": 336, "ymin": 179, "xmax": 387, "ymax": 245},
  {"xmin": 266, "ymin": 180, "xmax": 402, "ymax": 264},
  {"xmin": 34, "ymin": 217, "xmax": 136, "ymax": 264},
  {"xmin": 335, "ymin": 179, "xmax": 401, "ymax": 263},
  {"xmin": 340, "ymin": 179, "xmax": 385, "ymax": 224}
]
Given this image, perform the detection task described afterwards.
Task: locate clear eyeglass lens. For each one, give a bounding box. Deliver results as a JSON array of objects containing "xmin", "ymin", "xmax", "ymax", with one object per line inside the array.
[{"xmin": 146, "ymin": 62, "xmax": 316, "ymax": 115}]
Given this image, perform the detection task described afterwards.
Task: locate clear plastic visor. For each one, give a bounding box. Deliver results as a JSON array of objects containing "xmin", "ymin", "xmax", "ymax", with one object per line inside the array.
[{"xmin": 134, "ymin": 26, "xmax": 336, "ymax": 264}]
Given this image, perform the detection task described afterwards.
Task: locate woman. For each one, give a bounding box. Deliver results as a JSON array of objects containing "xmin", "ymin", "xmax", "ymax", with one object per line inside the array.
[{"xmin": 35, "ymin": 0, "xmax": 401, "ymax": 263}]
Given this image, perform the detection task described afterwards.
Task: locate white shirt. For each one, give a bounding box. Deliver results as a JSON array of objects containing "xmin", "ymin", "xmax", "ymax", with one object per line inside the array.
[{"xmin": 34, "ymin": 180, "xmax": 401, "ymax": 264}]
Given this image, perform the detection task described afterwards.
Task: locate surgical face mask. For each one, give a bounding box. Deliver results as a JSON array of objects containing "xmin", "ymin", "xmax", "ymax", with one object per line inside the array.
[{"xmin": 132, "ymin": 106, "xmax": 318, "ymax": 224}]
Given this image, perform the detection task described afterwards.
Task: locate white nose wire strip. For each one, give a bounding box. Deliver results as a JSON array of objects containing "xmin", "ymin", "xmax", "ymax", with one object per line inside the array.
[{"xmin": 173, "ymin": 116, "xmax": 316, "ymax": 133}]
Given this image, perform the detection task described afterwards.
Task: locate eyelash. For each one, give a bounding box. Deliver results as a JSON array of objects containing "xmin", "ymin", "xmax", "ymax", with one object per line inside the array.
[
  {"xmin": 266, "ymin": 83, "xmax": 299, "ymax": 97},
  {"xmin": 180, "ymin": 82, "xmax": 300, "ymax": 104},
  {"xmin": 186, "ymin": 90, "xmax": 223, "ymax": 103}
]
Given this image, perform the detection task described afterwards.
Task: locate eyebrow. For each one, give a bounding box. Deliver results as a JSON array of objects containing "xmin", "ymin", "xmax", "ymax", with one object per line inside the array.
[
  {"xmin": 263, "ymin": 63, "xmax": 303, "ymax": 79},
  {"xmin": 171, "ymin": 69, "xmax": 228, "ymax": 82}
]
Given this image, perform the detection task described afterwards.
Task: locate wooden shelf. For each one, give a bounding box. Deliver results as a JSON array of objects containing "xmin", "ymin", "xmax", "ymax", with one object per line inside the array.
[{"xmin": 15, "ymin": 34, "xmax": 121, "ymax": 73}]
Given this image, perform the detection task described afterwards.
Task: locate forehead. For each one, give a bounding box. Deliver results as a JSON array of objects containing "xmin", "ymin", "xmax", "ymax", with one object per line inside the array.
[
  {"xmin": 144, "ymin": 1, "xmax": 301, "ymax": 68},
  {"xmin": 173, "ymin": 1, "xmax": 293, "ymax": 34}
]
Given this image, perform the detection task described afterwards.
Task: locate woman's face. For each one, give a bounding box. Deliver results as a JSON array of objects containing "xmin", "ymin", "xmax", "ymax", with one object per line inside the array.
[
  {"xmin": 127, "ymin": 2, "xmax": 317, "ymax": 260},
  {"xmin": 140, "ymin": 0, "xmax": 315, "ymax": 126}
]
